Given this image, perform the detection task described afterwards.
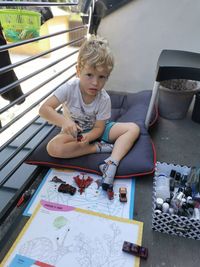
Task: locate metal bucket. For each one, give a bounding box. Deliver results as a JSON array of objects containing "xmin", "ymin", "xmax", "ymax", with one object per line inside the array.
[{"xmin": 158, "ymin": 80, "xmax": 199, "ymax": 119}]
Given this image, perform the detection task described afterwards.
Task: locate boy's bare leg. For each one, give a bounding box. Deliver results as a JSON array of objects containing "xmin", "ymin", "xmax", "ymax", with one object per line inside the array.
[
  {"xmin": 109, "ymin": 122, "xmax": 140, "ymax": 161},
  {"xmin": 47, "ymin": 133, "xmax": 97, "ymax": 158},
  {"xmin": 99, "ymin": 122, "xmax": 140, "ymax": 190}
]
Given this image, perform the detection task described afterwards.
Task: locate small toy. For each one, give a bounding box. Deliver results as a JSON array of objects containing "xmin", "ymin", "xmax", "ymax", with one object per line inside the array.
[
  {"xmin": 58, "ymin": 183, "xmax": 76, "ymax": 195},
  {"xmin": 169, "ymin": 178, "xmax": 175, "ymax": 191},
  {"xmin": 17, "ymin": 189, "xmax": 35, "ymax": 207},
  {"xmin": 184, "ymin": 186, "xmax": 192, "ymax": 197},
  {"xmin": 75, "ymin": 120, "xmax": 83, "ymax": 142},
  {"xmin": 162, "ymin": 202, "xmax": 170, "ymax": 213},
  {"xmin": 170, "ymin": 169, "xmax": 176, "ymax": 178},
  {"xmin": 181, "ymin": 174, "xmax": 188, "ymax": 186},
  {"xmin": 119, "ymin": 187, "xmax": 127, "ymax": 202},
  {"xmin": 77, "ymin": 132, "xmax": 83, "ymax": 142},
  {"xmin": 51, "ymin": 176, "xmax": 66, "ymax": 183},
  {"xmin": 122, "ymin": 241, "xmax": 148, "ymax": 259},
  {"xmin": 73, "ymin": 174, "xmax": 93, "ymax": 194},
  {"xmin": 175, "ymin": 172, "xmax": 181, "ymax": 182},
  {"xmin": 107, "ymin": 188, "xmax": 114, "ymax": 200}
]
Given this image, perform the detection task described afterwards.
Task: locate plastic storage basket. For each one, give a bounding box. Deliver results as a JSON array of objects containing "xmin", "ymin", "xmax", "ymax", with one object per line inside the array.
[
  {"xmin": 0, "ymin": 9, "xmax": 41, "ymax": 42},
  {"xmin": 152, "ymin": 162, "xmax": 200, "ymax": 240}
]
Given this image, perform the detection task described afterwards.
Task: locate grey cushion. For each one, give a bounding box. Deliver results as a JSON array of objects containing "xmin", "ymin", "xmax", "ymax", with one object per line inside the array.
[{"xmin": 25, "ymin": 90, "xmax": 157, "ymax": 178}]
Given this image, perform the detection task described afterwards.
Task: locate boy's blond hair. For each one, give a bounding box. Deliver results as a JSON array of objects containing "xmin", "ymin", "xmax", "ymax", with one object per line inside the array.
[{"xmin": 77, "ymin": 35, "xmax": 114, "ymax": 73}]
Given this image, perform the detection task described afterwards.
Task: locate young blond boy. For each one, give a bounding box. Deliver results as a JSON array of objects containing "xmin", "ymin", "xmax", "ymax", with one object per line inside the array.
[{"xmin": 39, "ymin": 35, "xmax": 140, "ymax": 191}]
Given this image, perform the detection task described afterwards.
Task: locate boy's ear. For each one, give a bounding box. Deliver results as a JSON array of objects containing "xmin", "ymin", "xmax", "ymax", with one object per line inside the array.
[{"xmin": 76, "ymin": 65, "xmax": 80, "ymax": 77}]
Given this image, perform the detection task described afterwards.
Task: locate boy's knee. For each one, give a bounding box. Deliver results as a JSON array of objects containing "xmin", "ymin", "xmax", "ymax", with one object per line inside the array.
[
  {"xmin": 129, "ymin": 123, "xmax": 140, "ymax": 137},
  {"xmin": 47, "ymin": 141, "xmax": 62, "ymax": 158}
]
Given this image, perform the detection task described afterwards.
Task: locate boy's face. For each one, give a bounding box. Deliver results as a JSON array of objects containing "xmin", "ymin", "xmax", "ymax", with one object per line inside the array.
[{"xmin": 77, "ymin": 64, "xmax": 110, "ymax": 98}]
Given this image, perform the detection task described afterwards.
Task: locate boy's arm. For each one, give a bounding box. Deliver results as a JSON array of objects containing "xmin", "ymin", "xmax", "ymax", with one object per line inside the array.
[
  {"xmin": 82, "ymin": 120, "xmax": 106, "ymax": 143},
  {"xmin": 39, "ymin": 95, "xmax": 67, "ymax": 127},
  {"xmin": 39, "ymin": 96, "xmax": 80, "ymax": 137}
]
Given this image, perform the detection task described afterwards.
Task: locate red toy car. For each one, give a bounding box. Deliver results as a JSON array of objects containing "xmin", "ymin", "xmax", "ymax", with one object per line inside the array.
[
  {"xmin": 107, "ymin": 188, "xmax": 114, "ymax": 200},
  {"xmin": 58, "ymin": 183, "xmax": 76, "ymax": 195},
  {"xmin": 122, "ymin": 241, "xmax": 148, "ymax": 259},
  {"xmin": 77, "ymin": 132, "xmax": 83, "ymax": 142}
]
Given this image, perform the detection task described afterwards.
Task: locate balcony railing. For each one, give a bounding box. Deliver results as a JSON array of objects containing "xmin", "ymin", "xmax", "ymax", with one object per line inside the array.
[{"xmin": 0, "ymin": 0, "xmax": 92, "ymax": 223}]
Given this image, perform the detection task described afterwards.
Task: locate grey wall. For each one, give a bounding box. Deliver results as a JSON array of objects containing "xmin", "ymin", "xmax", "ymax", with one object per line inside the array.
[{"xmin": 98, "ymin": 0, "xmax": 200, "ymax": 92}]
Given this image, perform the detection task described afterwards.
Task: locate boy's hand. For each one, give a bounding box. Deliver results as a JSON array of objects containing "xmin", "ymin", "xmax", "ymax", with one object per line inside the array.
[
  {"xmin": 62, "ymin": 120, "xmax": 82, "ymax": 138},
  {"xmin": 79, "ymin": 133, "xmax": 90, "ymax": 144}
]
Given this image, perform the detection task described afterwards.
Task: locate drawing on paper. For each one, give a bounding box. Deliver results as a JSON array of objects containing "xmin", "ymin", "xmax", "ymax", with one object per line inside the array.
[
  {"xmin": 24, "ymin": 169, "xmax": 135, "ymax": 219},
  {"xmin": 3, "ymin": 202, "xmax": 142, "ymax": 267}
]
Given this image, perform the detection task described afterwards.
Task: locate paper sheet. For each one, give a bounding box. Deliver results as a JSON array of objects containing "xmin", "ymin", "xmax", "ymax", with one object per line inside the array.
[
  {"xmin": 24, "ymin": 169, "xmax": 135, "ymax": 219},
  {"xmin": 2, "ymin": 201, "xmax": 143, "ymax": 267}
]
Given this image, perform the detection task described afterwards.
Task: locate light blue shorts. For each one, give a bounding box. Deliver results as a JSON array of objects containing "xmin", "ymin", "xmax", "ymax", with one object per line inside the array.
[
  {"xmin": 101, "ymin": 121, "xmax": 115, "ymax": 143},
  {"xmin": 82, "ymin": 121, "xmax": 115, "ymax": 143}
]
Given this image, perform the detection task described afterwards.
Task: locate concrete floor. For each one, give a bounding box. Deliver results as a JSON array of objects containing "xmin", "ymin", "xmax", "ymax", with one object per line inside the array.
[
  {"xmin": 134, "ymin": 108, "xmax": 200, "ymax": 267},
  {"xmin": 0, "ymin": 108, "xmax": 200, "ymax": 267}
]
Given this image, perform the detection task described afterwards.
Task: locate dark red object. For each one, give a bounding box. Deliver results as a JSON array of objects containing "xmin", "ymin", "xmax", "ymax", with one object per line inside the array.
[
  {"xmin": 77, "ymin": 132, "xmax": 83, "ymax": 142},
  {"xmin": 17, "ymin": 195, "xmax": 25, "ymax": 207},
  {"xmin": 58, "ymin": 183, "xmax": 76, "ymax": 195},
  {"xmin": 122, "ymin": 241, "xmax": 148, "ymax": 259},
  {"xmin": 75, "ymin": 120, "xmax": 83, "ymax": 142},
  {"xmin": 17, "ymin": 189, "xmax": 35, "ymax": 207},
  {"xmin": 107, "ymin": 188, "xmax": 114, "ymax": 200},
  {"xmin": 51, "ymin": 176, "xmax": 66, "ymax": 183},
  {"xmin": 73, "ymin": 174, "xmax": 93, "ymax": 194}
]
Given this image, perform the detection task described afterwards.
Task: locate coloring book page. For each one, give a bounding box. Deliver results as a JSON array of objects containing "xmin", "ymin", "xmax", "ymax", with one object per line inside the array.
[
  {"xmin": 24, "ymin": 169, "xmax": 135, "ymax": 219},
  {"xmin": 2, "ymin": 201, "xmax": 143, "ymax": 267}
]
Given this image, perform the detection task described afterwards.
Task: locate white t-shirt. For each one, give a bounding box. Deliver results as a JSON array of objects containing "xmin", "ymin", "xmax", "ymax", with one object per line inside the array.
[{"xmin": 54, "ymin": 78, "xmax": 111, "ymax": 131}]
